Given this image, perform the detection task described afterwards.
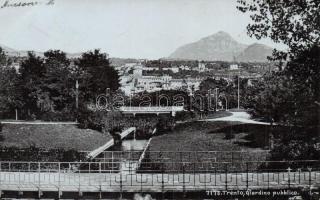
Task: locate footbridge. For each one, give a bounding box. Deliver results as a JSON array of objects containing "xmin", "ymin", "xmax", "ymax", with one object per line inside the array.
[{"xmin": 119, "ymin": 106, "xmax": 184, "ymax": 116}]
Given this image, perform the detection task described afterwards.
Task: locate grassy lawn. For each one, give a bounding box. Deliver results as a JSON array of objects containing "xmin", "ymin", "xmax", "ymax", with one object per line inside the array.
[
  {"xmin": 0, "ymin": 124, "xmax": 112, "ymax": 151},
  {"xmin": 142, "ymin": 121, "xmax": 270, "ymax": 172},
  {"xmin": 149, "ymin": 121, "xmax": 269, "ymax": 152},
  {"xmin": 203, "ymin": 110, "xmax": 233, "ymax": 119}
]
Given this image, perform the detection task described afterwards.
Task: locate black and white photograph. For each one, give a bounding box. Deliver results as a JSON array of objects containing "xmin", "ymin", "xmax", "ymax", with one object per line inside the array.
[{"xmin": 0, "ymin": 0, "xmax": 319, "ymax": 199}]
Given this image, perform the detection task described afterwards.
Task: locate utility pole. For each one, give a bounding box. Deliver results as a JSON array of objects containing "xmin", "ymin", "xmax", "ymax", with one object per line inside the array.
[
  {"xmin": 237, "ymin": 73, "xmax": 240, "ymax": 110},
  {"xmin": 215, "ymin": 88, "xmax": 219, "ymax": 111},
  {"xmin": 15, "ymin": 109, "xmax": 18, "ymax": 121},
  {"xmin": 75, "ymin": 80, "xmax": 79, "ymax": 110}
]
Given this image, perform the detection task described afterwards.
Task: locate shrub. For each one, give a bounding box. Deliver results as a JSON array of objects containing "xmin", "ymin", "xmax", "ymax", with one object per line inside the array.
[
  {"xmin": 155, "ymin": 115, "xmax": 175, "ymax": 134},
  {"xmin": 174, "ymin": 111, "xmax": 196, "ymax": 122},
  {"xmin": 41, "ymin": 110, "xmax": 76, "ymax": 121},
  {"xmin": 76, "ymin": 106, "xmax": 105, "ymax": 131}
]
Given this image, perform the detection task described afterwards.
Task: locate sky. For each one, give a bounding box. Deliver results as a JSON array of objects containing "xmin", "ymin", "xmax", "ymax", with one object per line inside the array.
[{"xmin": 0, "ymin": 0, "xmax": 286, "ymax": 59}]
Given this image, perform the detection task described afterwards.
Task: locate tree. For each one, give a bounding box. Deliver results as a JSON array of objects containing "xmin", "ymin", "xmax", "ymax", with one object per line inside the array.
[
  {"xmin": 237, "ymin": 0, "xmax": 320, "ymax": 63},
  {"xmin": 0, "ymin": 47, "xmax": 8, "ymax": 66},
  {"xmin": 41, "ymin": 50, "xmax": 73, "ymax": 112},
  {"xmin": 237, "ymin": 0, "xmax": 320, "ymax": 125},
  {"xmin": 199, "ymin": 78, "xmax": 228, "ymax": 93},
  {"xmin": 283, "ymin": 46, "xmax": 320, "ymax": 127},
  {"xmin": 19, "ymin": 52, "xmax": 46, "ymax": 118},
  {"xmin": 247, "ymin": 73, "xmax": 295, "ymax": 123},
  {"xmin": 200, "ymin": 77, "xmax": 250, "ymax": 109},
  {"xmin": 76, "ymin": 49, "xmax": 120, "ymax": 103},
  {"xmin": 0, "ymin": 65, "xmax": 21, "ymax": 118},
  {"xmin": 238, "ymin": 0, "xmax": 320, "ymax": 160}
]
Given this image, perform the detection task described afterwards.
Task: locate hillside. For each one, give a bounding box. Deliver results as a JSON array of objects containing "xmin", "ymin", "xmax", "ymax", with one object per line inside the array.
[{"xmin": 236, "ymin": 43, "xmax": 273, "ymax": 62}]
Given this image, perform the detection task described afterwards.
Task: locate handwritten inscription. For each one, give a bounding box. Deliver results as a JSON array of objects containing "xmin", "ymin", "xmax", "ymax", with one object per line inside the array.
[{"xmin": 1, "ymin": 0, "xmax": 54, "ymax": 8}]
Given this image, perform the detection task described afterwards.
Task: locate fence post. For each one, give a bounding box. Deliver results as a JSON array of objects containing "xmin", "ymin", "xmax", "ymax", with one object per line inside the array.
[
  {"xmin": 120, "ymin": 172, "xmax": 123, "ymax": 199},
  {"xmin": 193, "ymin": 162, "xmax": 196, "ymax": 187},
  {"xmin": 161, "ymin": 163, "xmax": 165, "ymax": 200},
  {"xmin": 308, "ymin": 167, "xmax": 312, "ymax": 193},
  {"xmin": 0, "ymin": 162, "xmax": 1, "ymax": 188},
  {"xmin": 246, "ymin": 162, "xmax": 249, "ymax": 189},
  {"xmin": 18, "ymin": 170, "xmax": 21, "ymax": 194},
  {"xmin": 298, "ymin": 168, "xmax": 301, "ymax": 185},
  {"xmin": 38, "ymin": 162, "xmax": 41, "ymax": 198},
  {"xmin": 58, "ymin": 162, "xmax": 61, "ymax": 199},
  {"xmin": 287, "ymin": 167, "xmax": 291, "ymax": 188},
  {"xmin": 0, "ymin": 162, "xmax": 2, "ymax": 200},
  {"xmin": 204, "ymin": 162, "xmax": 207, "ymax": 190},
  {"xmin": 182, "ymin": 163, "xmax": 186, "ymax": 198},
  {"xmin": 112, "ymin": 152, "xmax": 114, "ymax": 173},
  {"xmin": 225, "ymin": 163, "xmax": 228, "ymax": 190},
  {"xmin": 99, "ymin": 162, "xmax": 102, "ymax": 199},
  {"xmin": 38, "ymin": 162, "xmax": 41, "ymax": 185},
  {"xmin": 78, "ymin": 165, "xmax": 81, "ymax": 194},
  {"xmin": 267, "ymin": 168, "xmax": 270, "ymax": 189}
]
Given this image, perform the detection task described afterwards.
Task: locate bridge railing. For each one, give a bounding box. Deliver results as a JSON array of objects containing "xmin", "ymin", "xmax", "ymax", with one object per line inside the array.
[
  {"xmin": 0, "ymin": 160, "xmax": 319, "ymax": 192},
  {"xmin": 119, "ymin": 106, "xmax": 184, "ymax": 112}
]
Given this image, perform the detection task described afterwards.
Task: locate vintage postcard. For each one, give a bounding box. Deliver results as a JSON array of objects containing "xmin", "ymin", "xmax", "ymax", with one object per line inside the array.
[{"xmin": 0, "ymin": 0, "xmax": 319, "ymax": 199}]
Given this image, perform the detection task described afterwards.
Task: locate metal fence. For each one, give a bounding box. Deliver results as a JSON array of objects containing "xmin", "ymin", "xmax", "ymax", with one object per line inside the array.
[
  {"xmin": 82, "ymin": 150, "xmax": 270, "ymax": 171},
  {"xmin": 82, "ymin": 150, "xmax": 270, "ymax": 162},
  {"xmin": 0, "ymin": 160, "xmax": 319, "ymax": 194}
]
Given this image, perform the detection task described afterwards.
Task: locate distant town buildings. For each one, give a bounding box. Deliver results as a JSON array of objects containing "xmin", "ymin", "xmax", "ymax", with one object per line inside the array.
[{"xmin": 118, "ymin": 63, "xmax": 202, "ymax": 95}]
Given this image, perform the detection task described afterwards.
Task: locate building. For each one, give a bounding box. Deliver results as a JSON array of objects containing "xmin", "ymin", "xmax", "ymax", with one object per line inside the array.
[
  {"xmin": 163, "ymin": 67, "xmax": 179, "ymax": 73},
  {"xmin": 198, "ymin": 62, "xmax": 206, "ymax": 72},
  {"xmin": 170, "ymin": 78, "xmax": 202, "ymax": 93},
  {"xmin": 143, "ymin": 66, "xmax": 159, "ymax": 71},
  {"xmin": 230, "ymin": 64, "xmax": 240, "ymax": 70},
  {"xmin": 119, "ymin": 63, "xmax": 203, "ymax": 95},
  {"xmin": 179, "ymin": 65, "xmax": 190, "ymax": 71}
]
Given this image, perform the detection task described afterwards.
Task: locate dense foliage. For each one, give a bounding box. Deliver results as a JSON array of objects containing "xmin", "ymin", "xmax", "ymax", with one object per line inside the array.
[
  {"xmin": 0, "ymin": 49, "xmax": 120, "ymax": 121},
  {"xmin": 237, "ymin": 0, "xmax": 320, "ymax": 63},
  {"xmin": 238, "ymin": 0, "xmax": 320, "ymax": 161},
  {"xmin": 76, "ymin": 49, "xmax": 120, "ymax": 103},
  {"xmin": 200, "ymin": 77, "xmax": 250, "ymax": 110},
  {"xmin": 0, "ymin": 60, "xmax": 21, "ymax": 118}
]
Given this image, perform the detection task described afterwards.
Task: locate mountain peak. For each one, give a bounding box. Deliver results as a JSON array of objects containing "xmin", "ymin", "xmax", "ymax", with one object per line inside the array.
[
  {"xmin": 169, "ymin": 31, "xmax": 273, "ymax": 62},
  {"xmin": 203, "ymin": 31, "xmax": 233, "ymax": 41},
  {"xmin": 169, "ymin": 31, "xmax": 247, "ymax": 61},
  {"xmin": 215, "ymin": 31, "xmax": 231, "ymax": 36},
  {"xmin": 250, "ymin": 43, "xmax": 267, "ymax": 47}
]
